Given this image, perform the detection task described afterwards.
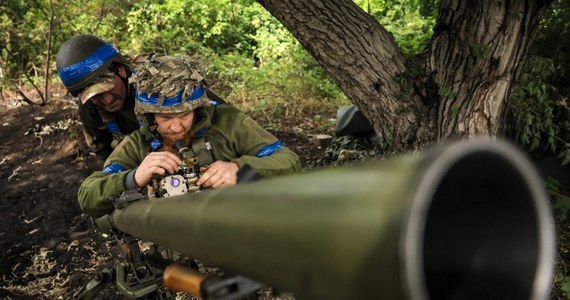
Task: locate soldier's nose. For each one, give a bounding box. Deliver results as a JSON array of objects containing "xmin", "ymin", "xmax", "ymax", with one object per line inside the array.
[
  {"xmin": 100, "ymin": 94, "xmax": 114, "ymax": 105},
  {"xmin": 170, "ymin": 121, "xmax": 184, "ymax": 132}
]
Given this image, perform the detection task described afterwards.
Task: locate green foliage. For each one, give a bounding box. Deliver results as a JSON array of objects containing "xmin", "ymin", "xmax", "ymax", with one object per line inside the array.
[
  {"xmin": 534, "ymin": 0, "xmax": 570, "ymax": 93},
  {"xmin": 507, "ymin": 1, "xmax": 570, "ymax": 166},
  {"xmin": 507, "ymin": 56, "xmax": 570, "ymax": 160},
  {"xmin": 438, "ymin": 86, "xmax": 455, "ymax": 100},
  {"xmin": 549, "ymin": 175, "xmax": 570, "ymax": 299},
  {"xmin": 0, "ymin": 0, "xmax": 132, "ymax": 95},
  {"xmin": 200, "ymin": 5, "xmax": 348, "ymax": 133},
  {"xmin": 1, "ymin": 1, "xmax": 50, "ymax": 89},
  {"xmin": 125, "ymin": 0, "xmax": 259, "ymax": 55},
  {"xmin": 562, "ymin": 276, "xmax": 570, "ymax": 300},
  {"xmin": 353, "ymin": 0, "xmax": 437, "ymax": 56},
  {"xmin": 206, "ymin": 42, "xmax": 347, "ymax": 133},
  {"xmin": 546, "ymin": 177, "xmax": 570, "ymax": 222},
  {"xmin": 471, "ymin": 43, "xmax": 491, "ymax": 62}
]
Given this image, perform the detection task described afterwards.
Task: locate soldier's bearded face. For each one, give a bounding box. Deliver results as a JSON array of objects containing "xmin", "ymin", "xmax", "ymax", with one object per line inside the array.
[{"xmin": 154, "ymin": 110, "xmax": 196, "ymax": 141}]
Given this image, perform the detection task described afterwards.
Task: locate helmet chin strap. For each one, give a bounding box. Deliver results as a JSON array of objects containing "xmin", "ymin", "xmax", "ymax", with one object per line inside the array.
[
  {"xmin": 145, "ymin": 114, "xmax": 161, "ymax": 141},
  {"xmin": 122, "ymin": 76, "xmax": 130, "ymax": 96},
  {"xmin": 110, "ymin": 64, "xmax": 130, "ymax": 89}
]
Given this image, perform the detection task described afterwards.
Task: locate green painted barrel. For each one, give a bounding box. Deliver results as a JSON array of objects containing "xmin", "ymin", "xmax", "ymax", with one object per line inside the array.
[{"xmin": 109, "ymin": 138, "xmax": 554, "ymax": 300}]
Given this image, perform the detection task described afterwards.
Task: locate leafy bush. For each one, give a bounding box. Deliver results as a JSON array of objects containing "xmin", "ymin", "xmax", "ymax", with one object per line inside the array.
[
  {"xmin": 354, "ymin": 0, "xmax": 436, "ymax": 56},
  {"xmin": 125, "ymin": 0, "xmax": 259, "ymax": 56},
  {"xmin": 507, "ymin": 0, "xmax": 570, "ymax": 165},
  {"xmin": 546, "ymin": 177, "xmax": 570, "ymax": 221},
  {"xmin": 199, "ymin": 5, "xmax": 348, "ymax": 133}
]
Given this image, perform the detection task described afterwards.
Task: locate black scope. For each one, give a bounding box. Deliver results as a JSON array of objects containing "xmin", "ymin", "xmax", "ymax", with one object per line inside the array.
[{"xmin": 173, "ymin": 140, "xmax": 197, "ymax": 165}]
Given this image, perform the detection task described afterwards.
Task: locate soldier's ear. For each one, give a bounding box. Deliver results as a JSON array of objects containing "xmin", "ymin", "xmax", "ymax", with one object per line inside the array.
[{"xmin": 117, "ymin": 66, "xmax": 128, "ymax": 78}]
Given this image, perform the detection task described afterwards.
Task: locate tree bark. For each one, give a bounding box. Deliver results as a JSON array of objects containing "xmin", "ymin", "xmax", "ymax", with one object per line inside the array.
[
  {"xmin": 43, "ymin": 0, "xmax": 55, "ymax": 106},
  {"xmin": 427, "ymin": 0, "xmax": 551, "ymax": 139},
  {"xmin": 258, "ymin": 0, "xmax": 551, "ymax": 150}
]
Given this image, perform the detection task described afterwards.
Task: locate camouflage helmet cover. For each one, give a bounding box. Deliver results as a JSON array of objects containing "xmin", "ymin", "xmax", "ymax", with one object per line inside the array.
[
  {"xmin": 56, "ymin": 34, "xmax": 129, "ymax": 94},
  {"xmin": 131, "ymin": 55, "xmax": 209, "ymax": 116}
]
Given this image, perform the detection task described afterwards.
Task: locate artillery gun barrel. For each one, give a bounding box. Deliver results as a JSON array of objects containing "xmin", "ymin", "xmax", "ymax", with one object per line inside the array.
[{"xmin": 109, "ymin": 139, "xmax": 554, "ymax": 300}]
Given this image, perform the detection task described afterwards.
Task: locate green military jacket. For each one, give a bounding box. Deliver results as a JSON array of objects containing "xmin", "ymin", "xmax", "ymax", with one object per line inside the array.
[{"xmin": 78, "ymin": 104, "xmax": 302, "ymax": 218}]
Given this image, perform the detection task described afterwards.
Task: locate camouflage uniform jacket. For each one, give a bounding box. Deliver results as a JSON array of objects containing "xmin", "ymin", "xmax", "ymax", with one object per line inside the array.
[
  {"xmin": 78, "ymin": 85, "xmax": 139, "ymax": 158},
  {"xmin": 78, "ymin": 104, "xmax": 302, "ymax": 218}
]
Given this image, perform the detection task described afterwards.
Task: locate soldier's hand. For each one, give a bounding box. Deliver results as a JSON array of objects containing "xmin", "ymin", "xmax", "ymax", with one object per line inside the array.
[
  {"xmin": 197, "ymin": 161, "xmax": 239, "ymax": 188},
  {"xmin": 134, "ymin": 151, "xmax": 182, "ymax": 187}
]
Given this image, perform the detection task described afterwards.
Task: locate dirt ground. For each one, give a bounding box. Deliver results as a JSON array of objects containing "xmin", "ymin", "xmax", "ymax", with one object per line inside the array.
[
  {"xmin": 1, "ymin": 95, "xmax": 569, "ymax": 299},
  {"xmin": 0, "ymin": 96, "xmax": 325, "ymax": 299}
]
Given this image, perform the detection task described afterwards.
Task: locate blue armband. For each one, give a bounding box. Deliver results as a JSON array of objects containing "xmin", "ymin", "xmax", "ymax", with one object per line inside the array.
[
  {"xmin": 102, "ymin": 163, "xmax": 127, "ymax": 174},
  {"xmin": 256, "ymin": 141, "xmax": 283, "ymax": 157},
  {"xmin": 150, "ymin": 138, "xmax": 162, "ymax": 150},
  {"xmin": 107, "ymin": 121, "xmax": 120, "ymax": 133}
]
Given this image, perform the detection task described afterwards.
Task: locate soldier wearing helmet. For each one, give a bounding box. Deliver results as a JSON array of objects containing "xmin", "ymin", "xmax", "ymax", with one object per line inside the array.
[
  {"xmin": 56, "ymin": 34, "xmax": 140, "ymax": 158},
  {"xmin": 78, "ymin": 55, "xmax": 302, "ymax": 218}
]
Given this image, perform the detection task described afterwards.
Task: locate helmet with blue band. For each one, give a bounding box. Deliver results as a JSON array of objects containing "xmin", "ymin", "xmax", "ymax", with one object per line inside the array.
[
  {"xmin": 131, "ymin": 55, "xmax": 210, "ymax": 115},
  {"xmin": 56, "ymin": 35, "xmax": 129, "ymax": 95}
]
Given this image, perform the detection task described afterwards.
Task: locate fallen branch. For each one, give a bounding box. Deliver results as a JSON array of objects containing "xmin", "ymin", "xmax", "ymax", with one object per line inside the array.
[
  {"xmin": 8, "ymin": 166, "xmax": 22, "ymax": 181},
  {"xmin": 24, "ymin": 215, "xmax": 43, "ymax": 224},
  {"xmin": 34, "ymin": 133, "xmax": 44, "ymax": 147},
  {"xmin": 15, "ymin": 86, "xmax": 38, "ymax": 105},
  {"xmin": 548, "ymin": 189, "xmax": 570, "ymax": 199}
]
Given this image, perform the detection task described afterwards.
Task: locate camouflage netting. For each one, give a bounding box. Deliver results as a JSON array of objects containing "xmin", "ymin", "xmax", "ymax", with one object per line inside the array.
[
  {"xmin": 313, "ymin": 135, "xmax": 387, "ymax": 168},
  {"xmin": 131, "ymin": 55, "xmax": 204, "ymax": 97},
  {"xmin": 131, "ymin": 55, "xmax": 210, "ymax": 115}
]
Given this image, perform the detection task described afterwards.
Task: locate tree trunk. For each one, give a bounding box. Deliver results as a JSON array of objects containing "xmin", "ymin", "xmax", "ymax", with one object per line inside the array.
[
  {"xmin": 426, "ymin": 0, "xmax": 551, "ymax": 140},
  {"xmin": 257, "ymin": 0, "xmax": 551, "ymax": 150},
  {"xmin": 256, "ymin": 0, "xmax": 423, "ymax": 149},
  {"xmin": 43, "ymin": 0, "xmax": 55, "ymax": 106}
]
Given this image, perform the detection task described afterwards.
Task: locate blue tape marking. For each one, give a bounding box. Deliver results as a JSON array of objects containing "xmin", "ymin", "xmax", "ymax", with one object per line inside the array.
[
  {"xmin": 107, "ymin": 121, "xmax": 120, "ymax": 133},
  {"xmin": 256, "ymin": 141, "xmax": 283, "ymax": 157},
  {"xmin": 136, "ymin": 87, "xmax": 204, "ymax": 107},
  {"xmin": 151, "ymin": 138, "xmax": 162, "ymax": 150},
  {"xmin": 102, "ymin": 163, "xmax": 127, "ymax": 174},
  {"xmin": 58, "ymin": 43, "xmax": 119, "ymax": 86},
  {"xmin": 196, "ymin": 129, "xmax": 207, "ymax": 136}
]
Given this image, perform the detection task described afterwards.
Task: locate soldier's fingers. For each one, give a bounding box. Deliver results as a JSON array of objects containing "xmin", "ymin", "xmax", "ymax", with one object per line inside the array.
[
  {"xmin": 217, "ymin": 171, "xmax": 237, "ymax": 188},
  {"xmin": 158, "ymin": 158, "xmax": 179, "ymax": 174},
  {"xmin": 135, "ymin": 166, "xmax": 166, "ymax": 187},
  {"xmin": 164, "ymin": 152, "xmax": 183, "ymax": 165},
  {"xmin": 197, "ymin": 168, "xmax": 218, "ymax": 187},
  {"xmin": 210, "ymin": 176, "xmax": 225, "ymax": 188},
  {"xmin": 151, "ymin": 154, "xmax": 181, "ymax": 174}
]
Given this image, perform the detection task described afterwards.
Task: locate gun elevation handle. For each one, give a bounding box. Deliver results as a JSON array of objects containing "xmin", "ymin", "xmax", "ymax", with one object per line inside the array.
[{"xmin": 163, "ymin": 263, "xmax": 209, "ymax": 298}]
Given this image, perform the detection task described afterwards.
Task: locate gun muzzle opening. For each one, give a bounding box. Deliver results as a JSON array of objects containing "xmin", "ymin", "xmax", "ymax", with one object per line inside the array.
[{"xmin": 405, "ymin": 141, "xmax": 555, "ymax": 300}]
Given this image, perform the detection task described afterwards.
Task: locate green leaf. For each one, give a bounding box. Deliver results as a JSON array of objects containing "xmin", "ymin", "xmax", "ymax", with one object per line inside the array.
[
  {"xmin": 554, "ymin": 197, "xmax": 570, "ymax": 222},
  {"xmin": 558, "ymin": 148, "xmax": 570, "ymax": 166},
  {"xmin": 438, "ymin": 87, "xmax": 456, "ymax": 99},
  {"xmin": 451, "ymin": 105, "xmax": 459, "ymax": 116},
  {"xmin": 561, "ymin": 276, "xmax": 570, "ymax": 296}
]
